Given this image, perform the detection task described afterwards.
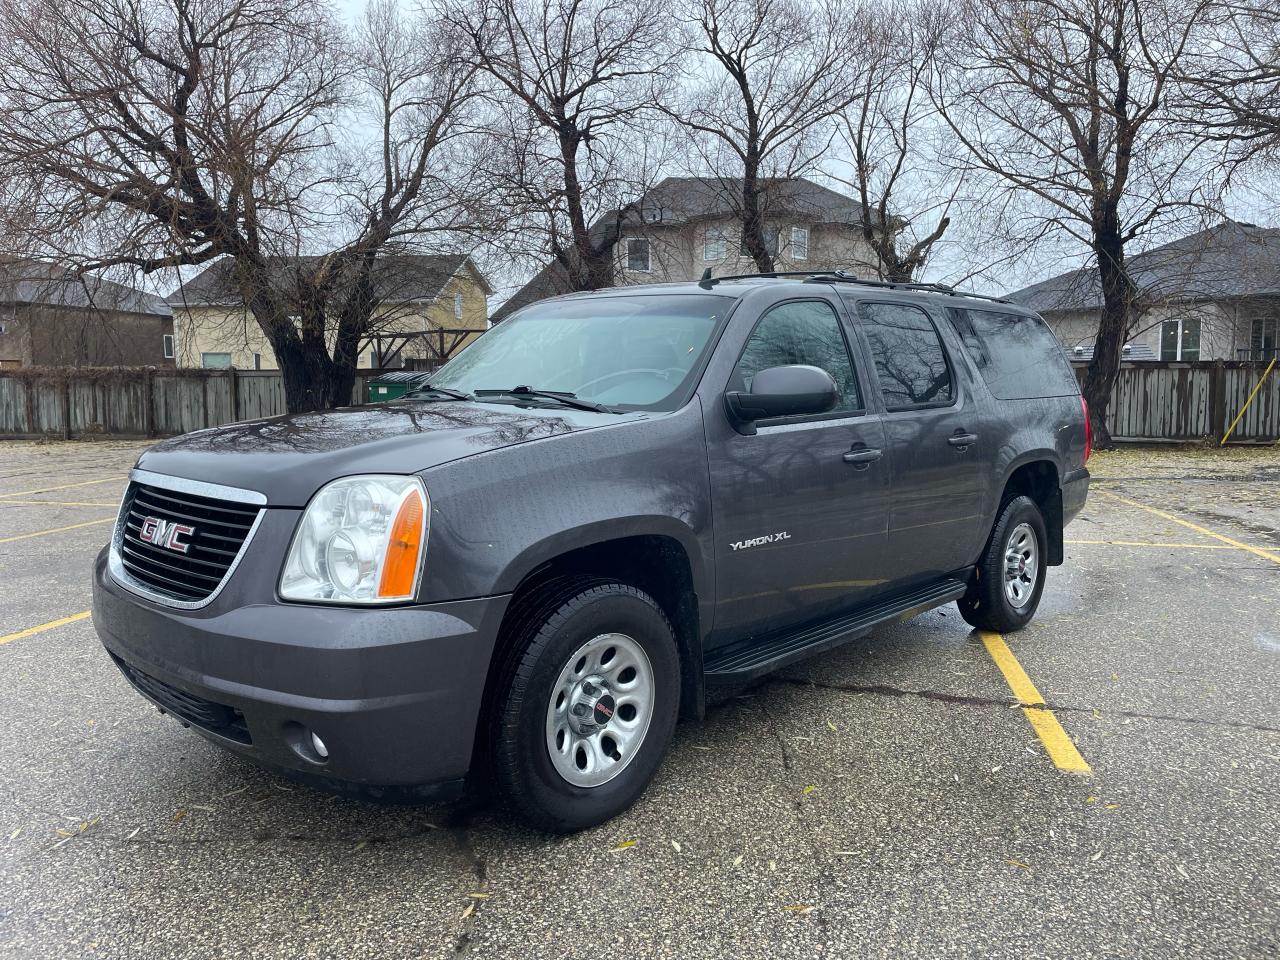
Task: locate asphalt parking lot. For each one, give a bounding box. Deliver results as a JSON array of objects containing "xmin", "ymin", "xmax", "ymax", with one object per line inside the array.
[{"xmin": 1, "ymin": 441, "xmax": 1278, "ymax": 959}]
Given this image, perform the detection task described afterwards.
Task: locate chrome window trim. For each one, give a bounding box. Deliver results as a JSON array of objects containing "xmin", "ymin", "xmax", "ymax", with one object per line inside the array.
[{"xmin": 108, "ymin": 469, "xmax": 267, "ymax": 611}]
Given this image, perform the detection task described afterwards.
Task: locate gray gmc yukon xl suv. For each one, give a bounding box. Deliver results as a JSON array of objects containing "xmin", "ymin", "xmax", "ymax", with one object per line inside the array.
[{"xmin": 93, "ymin": 272, "xmax": 1090, "ymax": 832}]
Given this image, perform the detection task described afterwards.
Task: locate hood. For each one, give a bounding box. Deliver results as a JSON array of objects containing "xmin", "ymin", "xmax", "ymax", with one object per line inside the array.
[{"xmin": 135, "ymin": 400, "xmax": 644, "ymax": 506}]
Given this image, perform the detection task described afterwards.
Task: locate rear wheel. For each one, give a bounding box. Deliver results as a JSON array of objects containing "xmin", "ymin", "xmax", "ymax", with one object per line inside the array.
[
  {"xmin": 958, "ymin": 495, "xmax": 1047, "ymax": 633},
  {"xmin": 489, "ymin": 581, "xmax": 680, "ymax": 833}
]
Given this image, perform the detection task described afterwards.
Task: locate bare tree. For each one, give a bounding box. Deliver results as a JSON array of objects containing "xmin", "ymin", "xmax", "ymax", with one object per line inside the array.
[
  {"xmin": 444, "ymin": 0, "xmax": 678, "ymax": 293},
  {"xmin": 935, "ymin": 0, "xmax": 1223, "ymax": 445},
  {"xmin": 671, "ymin": 0, "xmax": 862, "ymax": 272},
  {"xmin": 833, "ymin": 0, "xmax": 954, "ymax": 283},
  {"xmin": 0, "ymin": 0, "xmax": 480, "ymax": 412},
  {"xmin": 1183, "ymin": 2, "xmax": 1280, "ymax": 167}
]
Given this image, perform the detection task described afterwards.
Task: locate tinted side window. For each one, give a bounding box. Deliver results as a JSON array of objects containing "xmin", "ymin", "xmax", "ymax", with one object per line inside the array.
[
  {"xmin": 949, "ymin": 308, "xmax": 1079, "ymax": 400},
  {"xmin": 733, "ymin": 300, "xmax": 861, "ymax": 414},
  {"xmin": 856, "ymin": 302, "xmax": 953, "ymax": 409}
]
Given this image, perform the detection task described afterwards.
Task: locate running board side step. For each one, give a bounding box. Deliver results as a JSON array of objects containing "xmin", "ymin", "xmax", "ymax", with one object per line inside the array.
[{"xmin": 703, "ymin": 578, "xmax": 968, "ymax": 684}]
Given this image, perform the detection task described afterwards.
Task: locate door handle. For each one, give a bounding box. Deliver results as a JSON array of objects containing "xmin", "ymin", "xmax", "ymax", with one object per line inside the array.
[
  {"xmin": 843, "ymin": 447, "xmax": 883, "ymax": 466},
  {"xmin": 947, "ymin": 433, "xmax": 979, "ymax": 448}
]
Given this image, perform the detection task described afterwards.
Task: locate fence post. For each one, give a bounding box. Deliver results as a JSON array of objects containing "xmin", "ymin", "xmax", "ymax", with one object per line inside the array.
[
  {"xmin": 60, "ymin": 375, "xmax": 72, "ymax": 440},
  {"xmin": 1208, "ymin": 359, "xmax": 1227, "ymax": 440},
  {"xmin": 143, "ymin": 367, "xmax": 156, "ymax": 438},
  {"xmin": 228, "ymin": 367, "xmax": 239, "ymax": 423},
  {"xmin": 24, "ymin": 377, "xmax": 35, "ymax": 435}
]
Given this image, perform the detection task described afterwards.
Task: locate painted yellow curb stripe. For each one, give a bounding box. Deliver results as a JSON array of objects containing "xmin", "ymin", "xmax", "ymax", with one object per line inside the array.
[
  {"xmin": 0, "ymin": 476, "xmax": 126, "ymax": 500},
  {"xmin": 1096, "ymin": 490, "xmax": 1280, "ymax": 566},
  {"xmin": 0, "ymin": 610, "xmax": 91, "ymax": 646},
  {"xmin": 0, "ymin": 517, "xmax": 114, "ymax": 544},
  {"xmin": 981, "ymin": 631, "xmax": 1091, "ymax": 774}
]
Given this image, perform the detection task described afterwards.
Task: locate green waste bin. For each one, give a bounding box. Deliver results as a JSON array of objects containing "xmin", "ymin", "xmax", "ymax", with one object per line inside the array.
[{"xmin": 364, "ymin": 371, "xmax": 434, "ymax": 403}]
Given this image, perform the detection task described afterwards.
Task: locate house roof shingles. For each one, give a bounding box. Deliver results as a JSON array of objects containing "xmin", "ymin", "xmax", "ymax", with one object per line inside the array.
[
  {"xmin": 0, "ymin": 257, "xmax": 171, "ymax": 316},
  {"xmin": 168, "ymin": 253, "xmax": 489, "ymax": 307},
  {"xmin": 1008, "ymin": 221, "xmax": 1280, "ymax": 314}
]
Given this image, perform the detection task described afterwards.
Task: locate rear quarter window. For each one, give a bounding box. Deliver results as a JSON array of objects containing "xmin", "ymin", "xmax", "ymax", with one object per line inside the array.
[{"xmin": 948, "ymin": 308, "xmax": 1079, "ymax": 400}]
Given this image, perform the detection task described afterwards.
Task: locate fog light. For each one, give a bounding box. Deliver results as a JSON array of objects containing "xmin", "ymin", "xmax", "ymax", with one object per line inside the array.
[{"xmin": 310, "ymin": 731, "xmax": 329, "ymax": 759}]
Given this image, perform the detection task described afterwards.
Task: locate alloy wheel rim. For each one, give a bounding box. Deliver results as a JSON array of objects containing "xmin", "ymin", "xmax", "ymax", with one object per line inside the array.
[
  {"xmin": 1003, "ymin": 522, "xmax": 1038, "ymax": 608},
  {"xmin": 545, "ymin": 633, "xmax": 654, "ymax": 788}
]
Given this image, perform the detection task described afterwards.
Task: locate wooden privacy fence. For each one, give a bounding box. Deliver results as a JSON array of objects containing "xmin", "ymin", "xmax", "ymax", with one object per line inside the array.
[
  {"xmin": 0, "ymin": 361, "xmax": 1276, "ymax": 442},
  {"xmin": 0, "ymin": 367, "xmax": 376, "ymax": 440},
  {"xmin": 1071, "ymin": 360, "xmax": 1279, "ymax": 443}
]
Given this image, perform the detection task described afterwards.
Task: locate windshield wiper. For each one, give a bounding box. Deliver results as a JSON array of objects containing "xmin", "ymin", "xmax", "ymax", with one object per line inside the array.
[
  {"xmin": 403, "ymin": 384, "xmax": 474, "ymax": 402},
  {"xmin": 474, "ymin": 386, "xmax": 613, "ymax": 413}
]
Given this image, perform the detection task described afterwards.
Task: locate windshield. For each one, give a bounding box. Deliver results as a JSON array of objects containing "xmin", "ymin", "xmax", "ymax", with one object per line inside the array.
[{"xmin": 427, "ymin": 294, "xmax": 731, "ymax": 411}]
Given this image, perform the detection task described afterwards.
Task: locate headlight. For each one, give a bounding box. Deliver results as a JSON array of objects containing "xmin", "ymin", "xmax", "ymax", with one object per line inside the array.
[{"xmin": 280, "ymin": 475, "xmax": 428, "ymax": 604}]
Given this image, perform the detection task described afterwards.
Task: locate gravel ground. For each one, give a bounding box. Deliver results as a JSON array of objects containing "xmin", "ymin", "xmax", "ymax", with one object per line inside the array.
[{"xmin": 1, "ymin": 440, "xmax": 1277, "ymax": 959}]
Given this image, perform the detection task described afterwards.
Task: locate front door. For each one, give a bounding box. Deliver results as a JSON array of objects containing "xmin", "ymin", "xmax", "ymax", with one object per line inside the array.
[
  {"xmin": 706, "ymin": 296, "xmax": 892, "ymax": 643},
  {"xmin": 844, "ymin": 298, "xmax": 990, "ymax": 586}
]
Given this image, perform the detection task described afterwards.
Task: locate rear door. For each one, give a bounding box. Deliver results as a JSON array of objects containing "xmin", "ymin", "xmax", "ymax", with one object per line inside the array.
[
  {"xmin": 705, "ymin": 291, "xmax": 891, "ymax": 642},
  {"xmin": 843, "ymin": 297, "xmax": 994, "ymax": 587}
]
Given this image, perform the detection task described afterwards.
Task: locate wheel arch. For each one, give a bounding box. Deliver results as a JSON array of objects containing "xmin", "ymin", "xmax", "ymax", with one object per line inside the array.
[{"xmin": 997, "ymin": 455, "xmax": 1064, "ymax": 565}]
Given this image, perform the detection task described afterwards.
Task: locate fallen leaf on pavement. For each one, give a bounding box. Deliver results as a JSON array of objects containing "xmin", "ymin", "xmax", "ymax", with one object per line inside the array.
[
  {"xmin": 1004, "ymin": 859, "xmax": 1030, "ymax": 869},
  {"xmin": 802, "ymin": 785, "xmax": 816, "ymax": 796},
  {"xmin": 613, "ymin": 839, "xmax": 637, "ymax": 851},
  {"xmin": 783, "ymin": 905, "xmax": 815, "ymax": 914},
  {"xmin": 461, "ymin": 902, "xmax": 475, "ymax": 919},
  {"xmin": 467, "ymin": 893, "xmax": 489, "ymax": 899},
  {"xmin": 670, "ymin": 840, "xmax": 681, "ymax": 853}
]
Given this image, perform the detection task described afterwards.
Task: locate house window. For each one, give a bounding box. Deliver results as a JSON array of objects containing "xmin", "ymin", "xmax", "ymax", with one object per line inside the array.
[
  {"xmin": 201, "ymin": 352, "xmax": 232, "ymax": 369},
  {"xmin": 1250, "ymin": 316, "xmax": 1278, "ymax": 360},
  {"xmin": 454, "ymin": 292, "xmax": 464, "ymax": 320},
  {"xmin": 1160, "ymin": 317, "xmax": 1200, "ymax": 361},
  {"xmin": 627, "ymin": 237, "xmax": 651, "ymax": 273},
  {"xmin": 252, "ymin": 353, "xmax": 262, "ymax": 370},
  {"xmin": 162, "ymin": 334, "xmax": 174, "ymax": 359},
  {"xmin": 703, "ymin": 229, "xmax": 727, "ymax": 262},
  {"xmin": 791, "ymin": 226, "xmax": 809, "ymax": 260}
]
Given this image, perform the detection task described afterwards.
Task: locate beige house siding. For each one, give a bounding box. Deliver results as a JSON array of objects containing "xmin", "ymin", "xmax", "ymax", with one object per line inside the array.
[
  {"xmin": 1042, "ymin": 300, "xmax": 1253, "ymax": 362},
  {"xmin": 613, "ymin": 216, "xmax": 880, "ymax": 287},
  {"xmin": 173, "ymin": 266, "xmax": 490, "ymax": 370}
]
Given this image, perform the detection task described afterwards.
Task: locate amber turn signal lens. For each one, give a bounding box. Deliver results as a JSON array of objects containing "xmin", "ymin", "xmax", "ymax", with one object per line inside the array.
[{"xmin": 377, "ymin": 488, "xmax": 425, "ymax": 599}]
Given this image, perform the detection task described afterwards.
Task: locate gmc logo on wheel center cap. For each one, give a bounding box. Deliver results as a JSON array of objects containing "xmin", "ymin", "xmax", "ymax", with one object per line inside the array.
[{"xmin": 138, "ymin": 517, "xmax": 195, "ymax": 554}]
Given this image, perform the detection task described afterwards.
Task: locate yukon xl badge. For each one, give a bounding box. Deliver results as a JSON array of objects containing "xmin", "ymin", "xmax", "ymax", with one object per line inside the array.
[{"xmin": 730, "ymin": 531, "xmax": 791, "ymax": 552}]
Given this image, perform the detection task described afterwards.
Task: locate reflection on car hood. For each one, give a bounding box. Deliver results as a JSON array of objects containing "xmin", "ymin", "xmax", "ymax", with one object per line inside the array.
[{"xmin": 135, "ymin": 400, "xmax": 644, "ymax": 506}]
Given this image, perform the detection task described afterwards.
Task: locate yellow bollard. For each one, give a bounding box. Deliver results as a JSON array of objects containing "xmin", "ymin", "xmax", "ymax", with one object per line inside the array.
[{"xmin": 1220, "ymin": 357, "xmax": 1277, "ymax": 445}]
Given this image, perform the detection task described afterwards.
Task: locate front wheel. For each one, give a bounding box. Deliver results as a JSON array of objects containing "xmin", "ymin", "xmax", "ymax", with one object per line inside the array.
[
  {"xmin": 489, "ymin": 581, "xmax": 680, "ymax": 833},
  {"xmin": 958, "ymin": 495, "xmax": 1048, "ymax": 633}
]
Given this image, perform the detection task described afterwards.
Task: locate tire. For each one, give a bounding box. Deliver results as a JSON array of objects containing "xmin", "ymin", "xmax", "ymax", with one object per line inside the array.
[
  {"xmin": 958, "ymin": 495, "xmax": 1048, "ymax": 633},
  {"xmin": 489, "ymin": 580, "xmax": 680, "ymax": 833}
]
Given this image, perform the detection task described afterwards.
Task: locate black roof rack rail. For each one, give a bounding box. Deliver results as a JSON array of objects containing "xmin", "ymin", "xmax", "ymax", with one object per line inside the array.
[{"xmin": 697, "ymin": 267, "xmax": 1010, "ymax": 304}]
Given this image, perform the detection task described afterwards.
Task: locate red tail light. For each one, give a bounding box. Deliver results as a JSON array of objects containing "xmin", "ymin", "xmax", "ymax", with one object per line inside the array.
[{"xmin": 1081, "ymin": 396, "xmax": 1092, "ymax": 464}]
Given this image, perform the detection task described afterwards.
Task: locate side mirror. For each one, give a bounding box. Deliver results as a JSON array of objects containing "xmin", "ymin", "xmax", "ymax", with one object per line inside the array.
[{"xmin": 725, "ymin": 364, "xmax": 838, "ymax": 434}]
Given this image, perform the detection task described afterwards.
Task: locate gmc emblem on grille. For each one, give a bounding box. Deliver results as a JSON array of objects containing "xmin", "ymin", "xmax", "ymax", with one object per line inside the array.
[{"xmin": 139, "ymin": 517, "xmax": 195, "ymax": 554}]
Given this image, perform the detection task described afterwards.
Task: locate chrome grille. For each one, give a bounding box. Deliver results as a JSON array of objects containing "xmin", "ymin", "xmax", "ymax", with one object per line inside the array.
[{"xmin": 111, "ymin": 471, "xmax": 264, "ymax": 607}]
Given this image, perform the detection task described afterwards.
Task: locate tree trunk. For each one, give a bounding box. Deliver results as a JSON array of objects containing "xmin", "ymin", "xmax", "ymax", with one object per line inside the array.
[
  {"xmin": 1080, "ymin": 222, "xmax": 1131, "ymax": 448},
  {"xmin": 740, "ymin": 153, "xmax": 774, "ymax": 273}
]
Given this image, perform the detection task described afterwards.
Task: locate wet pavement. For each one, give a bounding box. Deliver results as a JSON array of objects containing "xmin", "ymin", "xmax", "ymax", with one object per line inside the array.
[{"xmin": 1, "ymin": 440, "xmax": 1277, "ymax": 959}]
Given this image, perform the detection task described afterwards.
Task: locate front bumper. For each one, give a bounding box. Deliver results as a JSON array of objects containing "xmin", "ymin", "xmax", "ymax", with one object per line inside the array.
[{"xmin": 93, "ymin": 548, "xmax": 509, "ymax": 792}]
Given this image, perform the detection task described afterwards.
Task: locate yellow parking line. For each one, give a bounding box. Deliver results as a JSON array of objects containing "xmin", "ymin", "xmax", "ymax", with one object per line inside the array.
[
  {"xmin": 1066, "ymin": 539, "xmax": 1238, "ymax": 550},
  {"xmin": 981, "ymin": 631, "xmax": 1091, "ymax": 774},
  {"xmin": 1095, "ymin": 490, "xmax": 1280, "ymax": 566},
  {"xmin": 0, "ymin": 499, "xmax": 120, "ymax": 507},
  {"xmin": 0, "ymin": 611, "xmax": 91, "ymax": 646},
  {"xmin": 0, "ymin": 476, "xmax": 126, "ymax": 499},
  {"xmin": 0, "ymin": 517, "xmax": 114, "ymax": 544}
]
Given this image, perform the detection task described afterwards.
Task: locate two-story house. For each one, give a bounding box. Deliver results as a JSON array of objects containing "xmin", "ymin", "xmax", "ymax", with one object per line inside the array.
[
  {"xmin": 492, "ymin": 177, "xmax": 884, "ymax": 322},
  {"xmin": 169, "ymin": 254, "xmax": 492, "ymax": 370}
]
